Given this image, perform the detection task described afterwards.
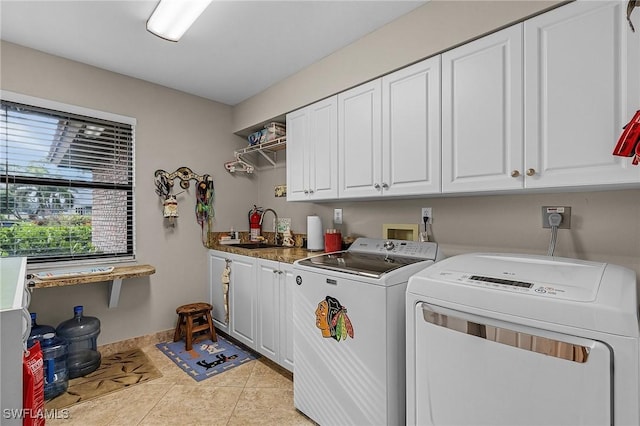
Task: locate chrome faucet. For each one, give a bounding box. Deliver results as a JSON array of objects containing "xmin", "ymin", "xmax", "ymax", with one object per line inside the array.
[{"xmin": 259, "ymin": 208, "xmax": 280, "ymax": 245}]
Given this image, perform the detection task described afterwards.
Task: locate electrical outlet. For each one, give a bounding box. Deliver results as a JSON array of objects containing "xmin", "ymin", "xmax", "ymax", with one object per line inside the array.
[
  {"xmin": 334, "ymin": 208, "xmax": 343, "ymax": 225},
  {"xmin": 542, "ymin": 206, "xmax": 571, "ymax": 229},
  {"xmin": 421, "ymin": 207, "xmax": 432, "ymax": 224}
]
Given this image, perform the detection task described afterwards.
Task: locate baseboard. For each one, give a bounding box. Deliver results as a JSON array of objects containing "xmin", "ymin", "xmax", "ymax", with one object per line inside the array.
[{"xmin": 98, "ymin": 329, "xmax": 174, "ymax": 357}]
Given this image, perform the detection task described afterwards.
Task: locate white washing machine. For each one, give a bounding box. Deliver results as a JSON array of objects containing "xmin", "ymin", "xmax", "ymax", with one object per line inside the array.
[
  {"xmin": 406, "ymin": 253, "xmax": 639, "ymax": 426},
  {"xmin": 294, "ymin": 238, "xmax": 442, "ymax": 426}
]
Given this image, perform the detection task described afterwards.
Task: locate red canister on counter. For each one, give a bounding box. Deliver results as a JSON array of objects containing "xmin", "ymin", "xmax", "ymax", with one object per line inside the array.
[{"xmin": 324, "ymin": 229, "xmax": 342, "ymax": 252}]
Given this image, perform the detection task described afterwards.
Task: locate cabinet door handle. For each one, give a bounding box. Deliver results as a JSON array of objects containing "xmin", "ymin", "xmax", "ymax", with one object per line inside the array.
[
  {"xmin": 382, "ymin": 182, "xmax": 389, "ymax": 189},
  {"xmin": 303, "ymin": 189, "xmax": 309, "ymax": 194},
  {"xmin": 308, "ymin": 189, "xmax": 314, "ymax": 194},
  {"xmin": 526, "ymin": 168, "xmax": 536, "ymax": 176},
  {"xmin": 373, "ymin": 183, "xmax": 381, "ymax": 189},
  {"xmin": 511, "ymin": 170, "xmax": 521, "ymax": 178}
]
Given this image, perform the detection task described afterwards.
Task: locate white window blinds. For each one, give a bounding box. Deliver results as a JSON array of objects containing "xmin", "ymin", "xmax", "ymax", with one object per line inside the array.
[{"xmin": 0, "ymin": 99, "xmax": 135, "ymax": 263}]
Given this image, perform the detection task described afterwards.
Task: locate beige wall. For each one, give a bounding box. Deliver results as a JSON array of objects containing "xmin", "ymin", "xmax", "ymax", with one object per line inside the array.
[
  {"xmin": 233, "ymin": 0, "xmax": 564, "ymax": 133},
  {"xmin": 1, "ymin": 40, "xmax": 256, "ymax": 344},
  {"xmin": 257, "ymin": 164, "xmax": 640, "ymax": 277}
]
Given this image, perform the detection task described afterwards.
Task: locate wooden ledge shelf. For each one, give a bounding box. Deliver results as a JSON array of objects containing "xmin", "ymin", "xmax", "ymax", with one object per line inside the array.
[{"xmin": 29, "ymin": 264, "xmax": 155, "ymax": 309}]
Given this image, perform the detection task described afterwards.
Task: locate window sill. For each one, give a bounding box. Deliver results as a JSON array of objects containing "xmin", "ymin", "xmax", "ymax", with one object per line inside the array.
[{"xmin": 28, "ymin": 264, "xmax": 155, "ymax": 308}]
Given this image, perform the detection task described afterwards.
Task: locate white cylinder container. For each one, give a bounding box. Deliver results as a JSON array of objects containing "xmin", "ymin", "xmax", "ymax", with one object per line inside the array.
[{"xmin": 306, "ymin": 215, "xmax": 324, "ymax": 251}]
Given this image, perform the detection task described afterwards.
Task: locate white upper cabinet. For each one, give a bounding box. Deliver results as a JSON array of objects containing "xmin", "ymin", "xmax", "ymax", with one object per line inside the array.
[
  {"xmin": 339, "ymin": 57, "xmax": 441, "ymax": 199},
  {"xmin": 287, "ymin": 0, "xmax": 639, "ymax": 200},
  {"xmin": 524, "ymin": 0, "xmax": 640, "ymax": 188},
  {"xmin": 286, "ymin": 96, "xmax": 338, "ymax": 201},
  {"xmin": 382, "ymin": 56, "xmax": 441, "ymax": 196},
  {"xmin": 442, "ymin": 24, "xmax": 524, "ymax": 193},
  {"xmin": 338, "ymin": 79, "xmax": 383, "ymax": 198},
  {"xmin": 285, "ymin": 108, "xmax": 308, "ymax": 201}
]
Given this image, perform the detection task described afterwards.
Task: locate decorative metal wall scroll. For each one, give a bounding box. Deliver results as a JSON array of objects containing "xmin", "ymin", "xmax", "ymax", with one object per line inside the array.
[{"xmin": 154, "ymin": 167, "xmax": 214, "ymax": 245}]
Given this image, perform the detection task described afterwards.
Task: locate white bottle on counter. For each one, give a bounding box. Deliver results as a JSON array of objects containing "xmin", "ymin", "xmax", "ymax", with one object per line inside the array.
[{"xmin": 307, "ymin": 215, "xmax": 323, "ymax": 251}]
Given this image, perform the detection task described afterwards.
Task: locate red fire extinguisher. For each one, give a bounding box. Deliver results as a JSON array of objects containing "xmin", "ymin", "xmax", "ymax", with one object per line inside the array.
[{"xmin": 248, "ymin": 205, "xmax": 263, "ymax": 241}]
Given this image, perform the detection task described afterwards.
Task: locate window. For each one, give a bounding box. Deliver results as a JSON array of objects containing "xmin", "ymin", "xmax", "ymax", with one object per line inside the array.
[{"xmin": 0, "ymin": 94, "xmax": 135, "ymax": 264}]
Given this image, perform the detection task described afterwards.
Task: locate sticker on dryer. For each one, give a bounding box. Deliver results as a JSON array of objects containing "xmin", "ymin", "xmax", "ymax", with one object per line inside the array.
[{"xmin": 315, "ymin": 296, "xmax": 354, "ymax": 341}]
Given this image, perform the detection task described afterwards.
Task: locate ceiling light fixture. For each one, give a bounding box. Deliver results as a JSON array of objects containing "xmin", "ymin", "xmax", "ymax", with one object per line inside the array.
[{"xmin": 146, "ymin": 0, "xmax": 213, "ymax": 42}]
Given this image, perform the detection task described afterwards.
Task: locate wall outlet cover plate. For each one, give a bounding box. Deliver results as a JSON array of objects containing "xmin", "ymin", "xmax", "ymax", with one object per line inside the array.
[{"xmin": 541, "ymin": 206, "xmax": 571, "ymax": 229}]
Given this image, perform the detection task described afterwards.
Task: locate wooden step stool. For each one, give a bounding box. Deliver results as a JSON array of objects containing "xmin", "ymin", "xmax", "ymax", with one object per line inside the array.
[{"xmin": 173, "ymin": 302, "xmax": 217, "ymax": 351}]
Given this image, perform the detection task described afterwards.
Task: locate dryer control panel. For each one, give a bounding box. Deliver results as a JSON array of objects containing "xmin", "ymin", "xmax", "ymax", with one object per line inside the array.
[{"xmin": 434, "ymin": 270, "xmax": 592, "ymax": 301}]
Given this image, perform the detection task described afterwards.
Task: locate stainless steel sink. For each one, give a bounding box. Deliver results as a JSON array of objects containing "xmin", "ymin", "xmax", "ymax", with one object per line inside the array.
[{"xmin": 227, "ymin": 243, "xmax": 291, "ymax": 249}]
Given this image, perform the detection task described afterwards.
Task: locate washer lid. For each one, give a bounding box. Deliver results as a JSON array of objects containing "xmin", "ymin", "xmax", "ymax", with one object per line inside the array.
[{"xmin": 297, "ymin": 252, "xmax": 426, "ymax": 278}]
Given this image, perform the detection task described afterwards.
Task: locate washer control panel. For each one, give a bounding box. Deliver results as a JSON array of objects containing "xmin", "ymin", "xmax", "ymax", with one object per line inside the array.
[{"xmin": 349, "ymin": 238, "xmax": 439, "ymax": 260}]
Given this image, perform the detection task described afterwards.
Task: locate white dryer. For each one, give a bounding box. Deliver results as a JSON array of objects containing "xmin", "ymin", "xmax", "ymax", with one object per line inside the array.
[{"xmin": 406, "ymin": 253, "xmax": 639, "ymax": 426}]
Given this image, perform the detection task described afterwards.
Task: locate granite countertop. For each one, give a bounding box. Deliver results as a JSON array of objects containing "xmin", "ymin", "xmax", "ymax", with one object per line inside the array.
[
  {"xmin": 208, "ymin": 231, "xmax": 325, "ymax": 263},
  {"xmin": 209, "ymin": 243, "xmax": 323, "ymax": 264},
  {"xmin": 29, "ymin": 264, "xmax": 156, "ymax": 289}
]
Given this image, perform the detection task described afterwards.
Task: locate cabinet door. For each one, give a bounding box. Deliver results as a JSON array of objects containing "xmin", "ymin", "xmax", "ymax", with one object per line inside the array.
[
  {"xmin": 256, "ymin": 259, "xmax": 279, "ymax": 363},
  {"xmin": 524, "ymin": 1, "xmax": 640, "ymax": 188},
  {"xmin": 308, "ymin": 96, "xmax": 339, "ymax": 200},
  {"xmin": 338, "ymin": 79, "xmax": 383, "ymax": 198},
  {"xmin": 382, "ymin": 56, "xmax": 441, "ymax": 196},
  {"xmin": 286, "ymin": 108, "xmax": 309, "ymax": 201},
  {"xmin": 279, "ymin": 263, "xmax": 295, "ymax": 371},
  {"xmin": 228, "ymin": 254, "xmax": 257, "ymax": 349},
  {"xmin": 442, "ymin": 24, "xmax": 524, "ymax": 193},
  {"xmin": 208, "ymin": 250, "xmax": 229, "ymax": 333}
]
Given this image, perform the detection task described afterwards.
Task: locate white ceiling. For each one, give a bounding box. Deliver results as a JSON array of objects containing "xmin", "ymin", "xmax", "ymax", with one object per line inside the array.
[{"xmin": 0, "ymin": 0, "xmax": 426, "ymax": 106}]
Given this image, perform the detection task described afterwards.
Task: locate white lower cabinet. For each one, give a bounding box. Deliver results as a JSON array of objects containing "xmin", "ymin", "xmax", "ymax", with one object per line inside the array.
[
  {"xmin": 208, "ymin": 250, "xmax": 257, "ymax": 349},
  {"xmin": 209, "ymin": 250, "xmax": 231, "ymax": 334},
  {"xmin": 279, "ymin": 264, "xmax": 295, "ymax": 370},
  {"xmin": 228, "ymin": 255, "xmax": 257, "ymax": 350},
  {"xmin": 209, "ymin": 250, "xmax": 294, "ymax": 371},
  {"xmin": 256, "ymin": 259, "xmax": 294, "ymax": 372}
]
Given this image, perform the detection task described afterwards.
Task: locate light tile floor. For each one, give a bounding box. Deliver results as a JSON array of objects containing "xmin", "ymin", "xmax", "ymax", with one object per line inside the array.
[{"xmin": 47, "ymin": 343, "xmax": 316, "ymax": 426}]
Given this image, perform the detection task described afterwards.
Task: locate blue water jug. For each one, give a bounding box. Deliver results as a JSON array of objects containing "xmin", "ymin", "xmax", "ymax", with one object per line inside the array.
[
  {"xmin": 40, "ymin": 332, "xmax": 69, "ymax": 400},
  {"xmin": 27, "ymin": 312, "xmax": 56, "ymax": 349},
  {"xmin": 56, "ymin": 305, "xmax": 101, "ymax": 379}
]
